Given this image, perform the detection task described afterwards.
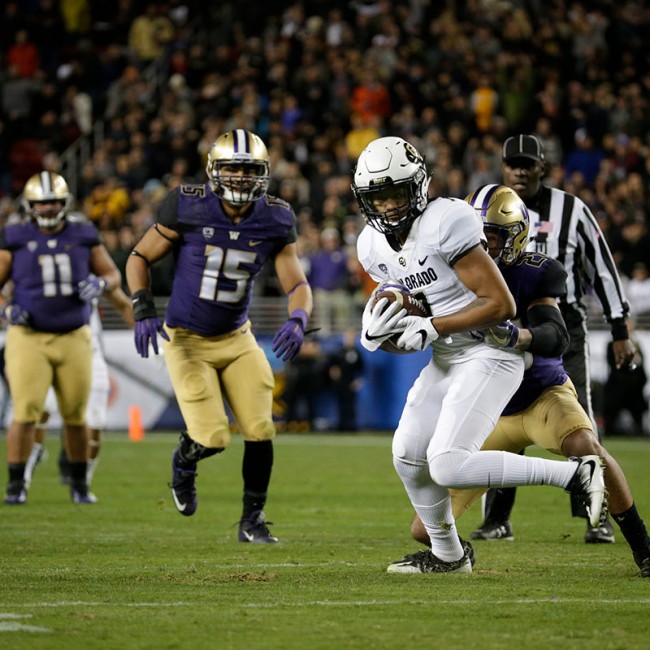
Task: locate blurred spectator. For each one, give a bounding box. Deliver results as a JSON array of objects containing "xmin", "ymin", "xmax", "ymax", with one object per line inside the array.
[
  {"xmin": 626, "ymin": 263, "xmax": 650, "ymax": 320},
  {"xmin": 127, "ymin": 2, "xmax": 175, "ymax": 67},
  {"xmin": 283, "ymin": 338, "xmax": 325, "ymax": 431},
  {"xmin": 308, "ymin": 227, "xmax": 352, "ymax": 335},
  {"xmin": 7, "ymin": 29, "xmax": 40, "ymax": 78},
  {"xmin": 470, "ymin": 74, "xmax": 499, "ymax": 134},
  {"xmin": 350, "ymin": 67, "xmax": 391, "ymax": 126},
  {"xmin": 326, "ymin": 329, "xmax": 365, "ymax": 431},
  {"xmin": 82, "ymin": 177, "xmax": 130, "ymax": 228},
  {"xmin": 564, "ymin": 128, "xmax": 605, "ymax": 188},
  {"xmin": 345, "ymin": 113, "xmax": 382, "ymax": 161}
]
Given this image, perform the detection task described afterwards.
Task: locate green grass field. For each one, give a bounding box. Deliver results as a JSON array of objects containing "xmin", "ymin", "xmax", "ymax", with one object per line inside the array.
[{"xmin": 1, "ymin": 432, "xmax": 649, "ymax": 649}]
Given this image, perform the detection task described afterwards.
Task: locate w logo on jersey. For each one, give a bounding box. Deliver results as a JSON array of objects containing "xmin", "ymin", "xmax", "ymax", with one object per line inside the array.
[
  {"xmin": 228, "ymin": 231, "xmax": 240, "ymax": 240},
  {"xmin": 202, "ymin": 227, "xmax": 215, "ymax": 240}
]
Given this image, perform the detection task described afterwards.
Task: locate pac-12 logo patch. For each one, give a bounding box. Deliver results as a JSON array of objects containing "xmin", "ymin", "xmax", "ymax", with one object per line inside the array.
[{"xmin": 202, "ymin": 227, "xmax": 214, "ymax": 240}]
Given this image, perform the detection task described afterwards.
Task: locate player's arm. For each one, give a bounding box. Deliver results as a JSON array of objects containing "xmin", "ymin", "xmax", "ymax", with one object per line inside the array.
[
  {"xmin": 576, "ymin": 202, "xmax": 634, "ymax": 368},
  {"xmin": 125, "ymin": 224, "xmax": 178, "ymax": 295},
  {"xmin": 270, "ymin": 242, "xmax": 313, "ymax": 362},
  {"xmin": 273, "ymin": 242, "xmax": 313, "ymax": 317},
  {"xmin": 125, "ymin": 224, "xmax": 177, "ymax": 357},
  {"xmin": 89, "ymin": 244, "xmax": 122, "ymax": 293},
  {"xmin": 514, "ymin": 296, "xmax": 569, "ymax": 355},
  {"xmin": 104, "ymin": 286, "xmax": 135, "ymax": 328},
  {"xmin": 430, "ymin": 245, "xmax": 516, "ymax": 337},
  {"xmin": 126, "ymin": 190, "xmax": 180, "ymax": 295}
]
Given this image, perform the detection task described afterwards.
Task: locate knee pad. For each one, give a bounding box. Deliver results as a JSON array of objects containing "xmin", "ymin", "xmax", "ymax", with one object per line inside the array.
[{"xmin": 428, "ymin": 449, "xmax": 470, "ymax": 487}]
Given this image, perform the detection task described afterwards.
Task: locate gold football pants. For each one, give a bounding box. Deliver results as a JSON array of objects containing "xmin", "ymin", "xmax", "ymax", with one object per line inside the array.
[
  {"xmin": 162, "ymin": 322, "xmax": 276, "ymax": 448},
  {"xmin": 5, "ymin": 325, "xmax": 92, "ymax": 424}
]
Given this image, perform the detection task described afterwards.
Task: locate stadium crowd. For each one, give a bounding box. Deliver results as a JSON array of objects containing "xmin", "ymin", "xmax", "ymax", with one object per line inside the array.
[{"xmin": 1, "ymin": 0, "xmax": 650, "ymax": 328}]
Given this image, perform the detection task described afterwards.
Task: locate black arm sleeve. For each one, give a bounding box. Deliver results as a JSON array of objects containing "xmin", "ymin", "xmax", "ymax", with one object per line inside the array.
[{"xmin": 526, "ymin": 304, "xmax": 570, "ymax": 357}]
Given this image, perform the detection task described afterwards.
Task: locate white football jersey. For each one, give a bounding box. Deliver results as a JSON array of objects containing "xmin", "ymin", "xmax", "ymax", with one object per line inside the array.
[{"xmin": 357, "ymin": 197, "xmax": 517, "ymax": 361}]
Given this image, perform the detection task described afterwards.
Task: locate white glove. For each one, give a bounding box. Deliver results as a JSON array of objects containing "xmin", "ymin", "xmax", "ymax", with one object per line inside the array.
[
  {"xmin": 361, "ymin": 297, "xmax": 406, "ymax": 352},
  {"xmin": 396, "ymin": 315, "xmax": 439, "ymax": 351}
]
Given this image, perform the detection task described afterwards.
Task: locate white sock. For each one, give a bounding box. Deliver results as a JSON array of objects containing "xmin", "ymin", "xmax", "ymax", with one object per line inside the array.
[
  {"xmin": 393, "ymin": 457, "xmax": 464, "ymax": 563},
  {"xmin": 23, "ymin": 442, "xmax": 44, "ymax": 489},
  {"xmin": 86, "ymin": 458, "xmax": 99, "ymax": 485},
  {"xmin": 428, "ymin": 449, "xmax": 578, "ymax": 490}
]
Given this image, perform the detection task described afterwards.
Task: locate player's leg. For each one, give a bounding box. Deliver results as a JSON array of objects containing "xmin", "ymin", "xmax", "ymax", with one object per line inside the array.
[
  {"xmin": 163, "ymin": 327, "xmax": 229, "ymax": 516},
  {"xmin": 562, "ymin": 321, "xmax": 614, "ymax": 541},
  {"xmin": 411, "ymin": 416, "xmax": 527, "ymax": 545},
  {"xmin": 221, "ymin": 328, "xmax": 278, "ymax": 543},
  {"xmin": 390, "ymin": 361, "xmax": 471, "ymax": 572},
  {"xmin": 425, "ymin": 357, "xmax": 606, "ymax": 529},
  {"xmin": 23, "ymin": 406, "xmax": 51, "ymax": 489},
  {"xmin": 558, "ymin": 412, "xmax": 650, "ymax": 577},
  {"xmin": 4, "ymin": 328, "xmax": 53, "ymax": 504},
  {"xmin": 84, "ymin": 347, "xmax": 111, "ymax": 486},
  {"xmin": 54, "ymin": 327, "xmax": 94, "ymax": 503}
]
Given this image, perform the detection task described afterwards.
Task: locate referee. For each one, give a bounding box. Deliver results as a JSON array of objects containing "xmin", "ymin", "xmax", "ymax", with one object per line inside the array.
[{"xmin": 472, "ymin": 134, "xmax": 636, "ymax": 545}]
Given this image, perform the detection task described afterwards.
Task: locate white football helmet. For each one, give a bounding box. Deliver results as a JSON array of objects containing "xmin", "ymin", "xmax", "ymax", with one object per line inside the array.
[
  {"xmin": 21, "ymin": 172, "xmax": 73, "ymax": 229},
  {"xmin": 206, "ymin": 129, "xmax": 270, "ymax": 205},
  {"xmin": 352, "ymin": 137, "xmax": 430, "ymax": 235},
  {"xmin": 465, "ymin": 184, "xmax": 530, "ymax": 266}
]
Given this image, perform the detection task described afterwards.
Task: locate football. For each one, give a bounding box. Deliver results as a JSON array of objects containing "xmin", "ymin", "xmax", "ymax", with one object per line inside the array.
[{"xmin": 370, "ymin": 283, "xmax": 430, "ymax": 354}]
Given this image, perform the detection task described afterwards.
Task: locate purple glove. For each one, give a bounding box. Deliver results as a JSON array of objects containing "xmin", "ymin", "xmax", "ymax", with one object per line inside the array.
[
  {"xmin": 78, "ymin": 274, "xmax": 107, "ymax": 302},
  {"xmin": 0, "ymin": 303, "xmax": 29, "ymax": 326},
  {"xmin": 272, "ymin": 308, "xmax": 308, "ymax": 362},
  {"xmin": 134, "ymin": 317, "xmax": 169, "ymax": 358},
  {"xmin": 486, "ymin": 320, "xmax": 520, "ymax": 348}
]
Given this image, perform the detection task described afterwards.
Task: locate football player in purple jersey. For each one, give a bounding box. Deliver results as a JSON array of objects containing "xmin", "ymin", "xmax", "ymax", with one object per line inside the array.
[
  {"xmin": 410, "ymin": 184, "xmax": 650, "ymax": 578},
  {"xmin": 0, "ymin": 171, "xmax": 122, "ymax": 506},
  {"xmin": 126, "ymin": 129, "xmax": 312, "ymax": 543}
]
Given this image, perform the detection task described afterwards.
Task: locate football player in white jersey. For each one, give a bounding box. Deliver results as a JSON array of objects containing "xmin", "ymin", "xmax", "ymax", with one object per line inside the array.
[
  {"xmin": 23, "ymin": 288, "xmax": 134, "ymax": 488},
  {"xmin": 353, "ymin": 136, "xmax": 608, "ymax": 574}
]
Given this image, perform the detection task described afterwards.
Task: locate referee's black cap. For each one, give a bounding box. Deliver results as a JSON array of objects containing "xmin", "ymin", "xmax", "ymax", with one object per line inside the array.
[{"xmin": 502, "ymin": 135, "xmax": 545, "ymax": 163}]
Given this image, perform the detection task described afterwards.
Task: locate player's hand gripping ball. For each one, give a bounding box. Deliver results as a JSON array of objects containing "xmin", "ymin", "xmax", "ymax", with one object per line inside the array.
[{"xmin": 370, "ymin": 283, "xmax": 430, "ymax": 354}]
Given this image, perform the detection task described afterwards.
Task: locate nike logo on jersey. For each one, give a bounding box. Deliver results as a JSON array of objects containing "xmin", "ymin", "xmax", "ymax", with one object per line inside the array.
[
  {"xmin": 418, "ymin": 256, "xmax": 428, "ymax": 265},
  {"xmin": 249, "ymin": 240, "xmax": 263, "ymax": 247}
]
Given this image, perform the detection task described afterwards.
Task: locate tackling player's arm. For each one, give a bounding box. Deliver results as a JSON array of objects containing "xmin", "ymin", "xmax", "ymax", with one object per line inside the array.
[
  {"xmin": 428, "ymin": 245, "xmax": 516, "ymax": 337},
  {"xmin": 513, "ymin": 297, "xmax": 569, "ymax": 355}
]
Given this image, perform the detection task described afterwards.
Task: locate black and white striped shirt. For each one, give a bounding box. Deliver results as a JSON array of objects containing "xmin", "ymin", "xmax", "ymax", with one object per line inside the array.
[{"xmin": 525, "ymin": 185, "xmax": 629, "ymax": 334}]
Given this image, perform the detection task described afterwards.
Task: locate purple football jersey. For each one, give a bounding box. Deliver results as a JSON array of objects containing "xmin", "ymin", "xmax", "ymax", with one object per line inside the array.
[
  {"xmin": 501, "ymin": 252, "xmax": 569, "ymax": 415},
  {"xmin": 157, "ymin": 184, "xmax": 297, "ymax": 336},
  {"xmin": 1, "ymin": 220, "xmax": 100, "ymax": 333}
]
